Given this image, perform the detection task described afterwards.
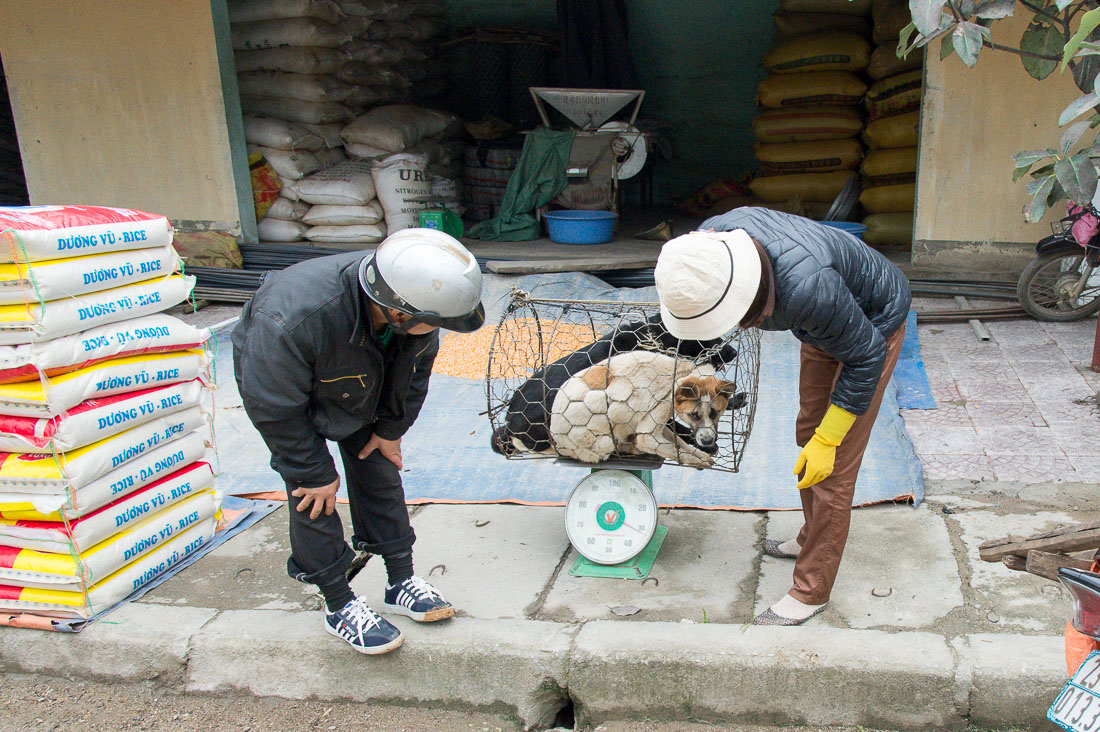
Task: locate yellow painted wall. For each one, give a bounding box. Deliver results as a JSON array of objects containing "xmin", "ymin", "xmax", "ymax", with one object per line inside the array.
[
  {"xmin": 0, "ymin": 0, "xmax": 244, "ymax": 233},
  {"xmin": 914, "ymin": 11, "xmax": 1084, "ymax": 270}
]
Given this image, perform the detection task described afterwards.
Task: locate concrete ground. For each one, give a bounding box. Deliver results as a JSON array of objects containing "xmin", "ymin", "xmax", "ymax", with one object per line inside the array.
[{"xmin": 0, "ymin": 299, "xmax": 1096, "ymax": 731}]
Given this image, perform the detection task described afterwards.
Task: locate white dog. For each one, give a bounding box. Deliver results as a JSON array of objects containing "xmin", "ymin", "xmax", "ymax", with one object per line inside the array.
[{"xmin": 549, "ymin": 351, "xmax": 738, "ymax": 468}]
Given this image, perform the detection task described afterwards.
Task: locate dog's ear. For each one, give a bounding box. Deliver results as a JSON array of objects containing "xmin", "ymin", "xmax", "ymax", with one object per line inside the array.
[
  {"xmin": 716, "ymin": 380, "xmax": 738, "ymax": 397},
  {"xmin": 674, "ymin": 381, "xmax": 699, "ymax": 406}
]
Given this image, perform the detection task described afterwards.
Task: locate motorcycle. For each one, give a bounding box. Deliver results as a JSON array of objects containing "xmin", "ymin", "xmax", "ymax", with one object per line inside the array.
[
  {"xmin": 1017, "ymin": 204, "xmax": 1100, "ymax": 322},
  {"xmin": 1048, "ymin": 564, "xmax": 1100, "ymax": 731}
]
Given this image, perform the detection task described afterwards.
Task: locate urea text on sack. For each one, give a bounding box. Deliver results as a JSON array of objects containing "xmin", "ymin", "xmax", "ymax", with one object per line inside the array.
[{"xmin": 57, "ymin": 229, "xmax": 148, "ymax": 251}]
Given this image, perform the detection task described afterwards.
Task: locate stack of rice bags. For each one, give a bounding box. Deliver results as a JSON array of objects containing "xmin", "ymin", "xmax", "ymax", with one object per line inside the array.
[
  {"xmin": 0, "ymin": 206, "xmax": 217, "ymax": 621},
  {"xmin": 860, "ymin": 0, "xmax": 923, "ymax": 247},
  {"xmin": 339, "ymin": 104, "xmax": 465, "ymax": 235},
  {"xmin": 751, "ymin": 0, "xmax": 873, "ymax": 219}
]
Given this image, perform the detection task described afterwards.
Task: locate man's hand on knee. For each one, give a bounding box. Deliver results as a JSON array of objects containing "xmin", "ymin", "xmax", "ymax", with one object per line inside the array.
[
  {"xmin": 292, "ymin": 478, "xmax": 340, "ymax": 520},
  {"xmin": 358, "ymin": 434, "xmax": 403, "ymax": 469}
]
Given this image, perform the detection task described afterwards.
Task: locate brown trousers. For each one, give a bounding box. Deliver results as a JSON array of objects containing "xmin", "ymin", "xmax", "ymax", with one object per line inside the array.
[{"xmin": 789, "ymin": 324, "xmax": 906, "ymax": 605}]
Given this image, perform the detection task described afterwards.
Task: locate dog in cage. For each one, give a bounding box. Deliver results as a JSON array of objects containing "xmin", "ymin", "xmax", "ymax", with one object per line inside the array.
[
  {"xmin": 549, "ymin": 350, "xmax": 740, "ymax": 467},
  {"xmin": 490, "ymin": 313, "xmax": 741, "ymax": 460}
]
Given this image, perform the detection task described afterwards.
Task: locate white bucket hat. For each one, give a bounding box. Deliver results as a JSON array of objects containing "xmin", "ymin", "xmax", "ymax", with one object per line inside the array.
[{"xmin": 654, "ymin": 229, "xmax": 762, "ymax": 340}]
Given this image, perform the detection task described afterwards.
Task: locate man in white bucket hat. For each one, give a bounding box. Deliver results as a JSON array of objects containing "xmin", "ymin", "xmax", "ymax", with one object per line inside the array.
[{"xmin": 655, "ymin": 207, "xmax": 911, "ymax": 626}]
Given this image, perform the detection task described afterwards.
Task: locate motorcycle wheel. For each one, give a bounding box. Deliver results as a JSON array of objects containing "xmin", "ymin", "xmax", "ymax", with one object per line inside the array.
[{"xmin": 1017, "ymin": 250, "xmax": 1100, "ymax": 322}]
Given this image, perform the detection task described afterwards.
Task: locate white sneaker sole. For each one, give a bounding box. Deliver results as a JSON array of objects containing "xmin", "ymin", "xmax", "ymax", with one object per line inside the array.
[
  {"xmin": 324, "ymin": 621, "xmax": 404, "ymax": 655},
  {"xmin": 383, "ymin": 601, "xmax": 455, "ymax": 623}
]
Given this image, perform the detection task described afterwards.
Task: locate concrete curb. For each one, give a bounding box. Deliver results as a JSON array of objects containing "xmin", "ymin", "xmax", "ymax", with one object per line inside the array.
[{"xmin": 0, "ymin": 604, "xmax": 1068, "ymax": 730}]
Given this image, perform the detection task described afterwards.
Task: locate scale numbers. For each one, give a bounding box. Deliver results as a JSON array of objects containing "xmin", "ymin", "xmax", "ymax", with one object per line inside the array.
[{"xmin": 564, "ymin": 469, "xmax": 658, "ymax": 565}]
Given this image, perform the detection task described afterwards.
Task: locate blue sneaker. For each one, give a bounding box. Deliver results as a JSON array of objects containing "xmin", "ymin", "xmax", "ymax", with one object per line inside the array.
[
  {"xmin": 324, "ymin": 596, "xmax": 404, "ymax": 654},
  {"xmin": 383, "ymin": 575, "xmax": 455, "ymax": 622}
]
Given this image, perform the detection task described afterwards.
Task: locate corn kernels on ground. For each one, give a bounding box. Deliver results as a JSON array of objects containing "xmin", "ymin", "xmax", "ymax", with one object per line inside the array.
[{"xmin": 433, "ymin": 319, "xmax": 603, "ymax": 380}]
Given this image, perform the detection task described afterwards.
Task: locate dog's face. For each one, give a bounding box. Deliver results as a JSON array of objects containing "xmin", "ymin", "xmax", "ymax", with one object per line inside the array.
[{"xmin": 673, "ymin": 377, "xmax": 740, "ymax": 449}]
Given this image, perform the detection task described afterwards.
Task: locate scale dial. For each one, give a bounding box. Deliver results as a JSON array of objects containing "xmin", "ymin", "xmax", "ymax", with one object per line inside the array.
[{"xmin": 565, "ymin": 469, "xmax": 657, "ymax": 565}]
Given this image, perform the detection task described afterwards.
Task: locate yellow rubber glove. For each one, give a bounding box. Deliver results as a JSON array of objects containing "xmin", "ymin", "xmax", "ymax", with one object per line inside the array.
[{"xmin": 793, "ymin": 404, "xmax": 857, "ymax": 490}]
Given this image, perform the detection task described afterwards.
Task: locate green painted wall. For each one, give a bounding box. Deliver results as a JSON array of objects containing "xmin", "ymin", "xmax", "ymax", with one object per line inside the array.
[{"xmin": 442, "ymin": 0, "xmax": 779, "ymax": 202}]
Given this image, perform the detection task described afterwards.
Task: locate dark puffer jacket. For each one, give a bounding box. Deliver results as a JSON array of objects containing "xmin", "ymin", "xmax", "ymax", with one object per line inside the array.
[{"xmin": 700, "ymin": 207, "xmax": 911, "ymax": 415}]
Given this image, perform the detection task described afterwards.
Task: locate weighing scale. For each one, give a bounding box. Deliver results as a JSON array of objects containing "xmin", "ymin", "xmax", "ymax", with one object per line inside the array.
[{"xmin": 558, "ymin": 456, "xmax": 667, "ymax": 580}]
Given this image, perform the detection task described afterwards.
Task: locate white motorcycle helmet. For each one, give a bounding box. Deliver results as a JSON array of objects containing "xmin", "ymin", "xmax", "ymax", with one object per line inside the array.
[{"xmin": 358, "ymin": 228, "xmax": 485, "ymax": 333}]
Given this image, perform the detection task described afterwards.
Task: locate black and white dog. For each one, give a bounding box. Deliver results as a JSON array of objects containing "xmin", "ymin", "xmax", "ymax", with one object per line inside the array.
[{"xmin": 490, "ymin": 313, "xmax": 741, "ymax": 457}]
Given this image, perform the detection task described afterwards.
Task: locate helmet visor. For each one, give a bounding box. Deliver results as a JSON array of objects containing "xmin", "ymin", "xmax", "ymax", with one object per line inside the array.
[{"xmin": 359, "ymin": 256, "xmax": 486, "ymax": 333}]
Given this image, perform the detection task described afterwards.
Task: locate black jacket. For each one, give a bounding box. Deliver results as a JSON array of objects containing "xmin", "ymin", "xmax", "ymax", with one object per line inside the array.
[
  {"xmin": 231, "ymin": 252, "xmax": 438, "ymax": 488},
  {"xmin": 700, "ymin": 207, "xmax": 912, "ymax": 415}
]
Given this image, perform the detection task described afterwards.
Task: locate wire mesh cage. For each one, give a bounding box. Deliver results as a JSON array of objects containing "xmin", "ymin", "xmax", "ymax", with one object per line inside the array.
[{"xmin": 486, "ymin": 290, "xmax": 760, "ymax": 473}]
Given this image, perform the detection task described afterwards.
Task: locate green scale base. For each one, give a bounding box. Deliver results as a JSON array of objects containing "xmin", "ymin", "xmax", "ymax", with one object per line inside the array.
[{"xmin": 568, "ymin": 524, "xmax": 667, "ymax": 580}]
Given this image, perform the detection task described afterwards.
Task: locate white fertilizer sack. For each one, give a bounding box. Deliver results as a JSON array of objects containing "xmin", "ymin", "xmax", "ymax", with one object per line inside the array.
[
  {"xmin": 304, "ymin": 224, "xmax": 386, "ymax": 244},
  {"xmin": 235, "ymin": 47, "xmax": 344, "ymax": 75},
  {"xmin": 238, "ymin": 72, "xmax": 353, "ymax": 104},
  {"xmin": 228, "ymin": 0, "xmax": 343, "ymax": 25},
  {"xmin": 241, "ymin": 96, "xmax": 354, "ymax": 125},
  {"xmin": 0, "ymin": 462, "xmax": 215, "ymax": 555},
  {"xmin": 0, "ymin": 314, "xmax": 209, "ymax": 385},
  {"xmin": 257, "ymin": 218, "xmax": 308, "ymax": 242},
  {"xmin": 301, "ymin": 201, "xmax": 383, "ymax": 226},
  {"xmin": 0, "ymin": 275, "xmax": 195, "ymax": 345},
  {"xmin": 252, "ymin": 146, "xmax": 322, "ymax": 181},
  {"xmin": 0, "ymin": 431, "xmax": 208, "ymax": 520},
  {"xmin": 301, "ymin": 123, "xmax": 346, "ymax": 149},
  {"xmin": 243, "ymin": 116, "xmax": 324, "ymax": 152},
  {"xmin": 0, "ymin": 206, "xmax": 172, "ymax": 264},
  {"xmin": 341, "ymin": 105, "xmax": 457, "ymax": 153},
  {"xmin": 371, "ymin": 153, "xmax": 430, "ymax": 233},
  {"xmin": 231, "ymin": 18, "xmax": 351, "ymax": 50},
  {"xmin": 0, "ymin": 246, "xmax": 178, "ymax": 306},
  {"xmin": 0, "ymin": 349, "xmax": 206, "ymax": 418},
  {"xmin": 315, "ymin": 146, "xmax": 347, "ymax": 168},
  {"xmin": 265, "ymin": 197, "xmax": 311, "ymax": 222},
  {"xmin": 0, "ymin": 514, "xmax": 215, "ymax": 618},
  {"xmin": 291, "ymin": 160, "xmax": 377, "ymax": 205}
]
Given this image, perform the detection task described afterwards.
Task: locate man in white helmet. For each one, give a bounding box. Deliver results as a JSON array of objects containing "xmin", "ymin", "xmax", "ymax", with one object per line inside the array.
[
  {"xmin": 232, "ymin": 228, "xmax": 484, "ymax": 654},
  {"xmin": 654, "ymin": 207, "xmax": 911, "ymax": 626}
]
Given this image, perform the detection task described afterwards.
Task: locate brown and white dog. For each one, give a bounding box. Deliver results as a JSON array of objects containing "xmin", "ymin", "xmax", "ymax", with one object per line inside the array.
[{"xmin": 548, "ymin": 351, "xmax": 739, "ymax": 468}]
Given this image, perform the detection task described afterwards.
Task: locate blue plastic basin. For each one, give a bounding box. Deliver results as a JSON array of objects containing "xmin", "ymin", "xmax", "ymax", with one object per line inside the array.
[
  {"xmin": 543, "ymin": 210, "xmax": 618, "ymax": 245},
  {"xmin": 819, "ymin": 220, "xmax": 868, "ymax": 240}
]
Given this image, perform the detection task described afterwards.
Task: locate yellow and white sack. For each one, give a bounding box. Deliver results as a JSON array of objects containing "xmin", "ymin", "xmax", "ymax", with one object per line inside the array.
[{"xmin": 0, "ymin": 246, "xmax": 178, "ymax": 305}]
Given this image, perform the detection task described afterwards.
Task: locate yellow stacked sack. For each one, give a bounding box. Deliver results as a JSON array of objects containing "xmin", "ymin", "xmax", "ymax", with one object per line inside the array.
[
  {"xmin": 0, "ymin": 205, "xmax": 219, "ymax": 621},
  {"xmin": 753, "ymin": 6, "xmax": 872, "ymax": 213}
]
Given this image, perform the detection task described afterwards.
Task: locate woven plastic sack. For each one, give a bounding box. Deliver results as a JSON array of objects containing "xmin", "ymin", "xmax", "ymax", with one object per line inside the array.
[
  {"xmin": 0, "ymin": 514, "xmax": 214, "ymax": 618},
  {"xmin": 243, "ymin": 116, "xmax": 324, "ymax": 152},
  {"xmin": 0, "ymin": 462, "xmax": 214, "ymax": 553},
  {"xmin": 753, "ymin": 106, "xmax": 863, "ymax": 143},
  {"xmin": 757, "ymin": 72, "xmax": 867, "ymax": 108},
  {"xmin": 865, "ymin": 70, "xmax": 922, "ymax": 120},
  {"xmin": 230, "ymin": 18, "xmax": 351, "ymax": 50},
  {"xmin": 861, "ymin": 146, "xmax": 918, "ymax": 178},
  {"xmin": 860, "ymin": 182, "xmax": 916, "ymax": 213},
  {"xmin": 234, "ymin": 47, "xmax": 344, "ymax": 75},
  {"xmin": 335, "ymin": 62, "xmax": 409, "ymax": 89},
  {"xmin": 764, "ymin": 32, "xmax": 871, "ymax": 74},
  {"xmin": 773, "ymin": 11, "xmax": 870, "ymax": 38},
  {"xmin": 257, "ymin": 218, "xmax": 308, "ymax": 242},
  {"xmin": 0, "ymin": 431, "xmax": 207, "ymax": 520},
  {"xmin": 0, "ymin": 314, "xmax": 209, "ymax": 385},
  {"xmin": 340, "ymin": 39, "xmax": 404, "ymax": 65},
  {"xmin": 249, "ymin": 151, "xmax": 281, "ymax": 221},
  {"xmin": 750, "ymin": 171, "xmax": 853, "ymax": 203},
  {"xmin": 867, "ymin": 44, "xmax": 924, "ymax": 80},
  {"xmin": 872, "ymin": 1, "xmax": 911, "ymax": 43},
  {"xmin": 0, "ymin": 206, "xmax": 172, "ymax": 264},
  {"xmin": 0, "ymin": 349, "xmax": 205, "ymax": 418},
  {"xmin": 0, "ymin": 246, "xmax": 177, "ymax": 307},
  {"xmin": 863, "ymin": 111, "xmax": 920, "ymax": 149},
  {"xmin": 0, "ymin": 407, "xmax": 205, "ymax": 492},
  {"xmin": 241, "ymin": 96, "xmax": 354, "ymax": 125},
  {"xmin": 302, "ymin": 201, "xmax": 383, "ymax": 226},
  {"xmin": 266, "ymin": 197, "xmax": 311, "ymax": 221},
  {"xmin": 341, "ymin": 0, "xmax": 414, "ymax": 21},
  {"xmin": 238, "ymin": 72, "xmax": 353, "ymax": 104},
  {"xmin": 252, "ymin": 146, "xmax": 322, "ymax": 182},
  {"xmin": 0, "ymin": 379, "xmax": 205, "ymax": 453},
  {"xmin": 371, "ymin": 153, "xmax": 431, "ymax": 232},
  {"xmin": 228, "ymin": 0, "xmax": 342, "ymax": 24},
  {"xmin": 304, "ymin": 224, "xmax": 386, "ymax": 243},
  {"xmin": 863, "ymin": 212, "xmax": 913, "ymax": 245},
  {"xmin": 341, "ymin": 105, "xmax": 458, "ymax": 153},
  {"xmin": 292, "ymin": 160, "xmax": 377, "ymax": 205},
  {"xmin": 302, "ymin": 123, "xmax": 346, "ymax": 149},
  {"xmin": 755, "ymin": 139, "xmax": 863, "ymax": 173},
  {"xmin": 0, "ymin": 274, "xmax": 194, "ymax": 346}
]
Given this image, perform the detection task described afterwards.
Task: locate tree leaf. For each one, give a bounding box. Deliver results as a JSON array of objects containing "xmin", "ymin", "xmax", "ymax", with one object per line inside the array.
[
  {"xmin": 958, "ymin": 0, "xmax": 978, "ymax": 15},
  {"xmin": 1013, "ymin": 149, "xmax": 1054, "ymax": 166},
  {"xmin": 1062, "ymin": 7, "xmax": 1100, "ymax": 72},
  {"xmin": 1056, "ymin": 0, "xmax": 1075, "ymax": 9},
  {"xmin": 1055, "ymin": 153, "xmax": 1099, "ymax": 205},
  {"xmin": 1062, "ymin": 120, "xmax": 1094, "ymax": 156},
  {"xmin": 1060, "ymin": 91, "xmax": 1100, "ymax": 126},
  {"xmin": 897, "ymin": 22, "xmax": 919, "ymax": 57},
  {"xmin": 1020, "ymin": 20, "xmax": 1063, "ymax": 81},
  {"xmin": 1031, "ymin": 162, "xmax": 1057, "ymax": 178},
  {"xmin": 910, "ymin": 0, "xmax": 949, "ymax": 36},
  {"xmin": 953, "ymin": 22, "xmax": 985, "ymax": 66},
  {"xmin": 974, "ymin": 0, "xmax": 1014, "ymax": 19},
  {"xmin": 941, "ymin": 34, "xmax": 956, "ymax": 60},
  {"xmin": 1026, "ymin": 175, "xmax": 1056, "ymax": 222},
  {"xmin": 915, "ymin": 12, "xmax": 958, "ymax": 47},
  {"xmin": 1013, "ymin": 163, "xmax": 1034, "ymax": 182}
]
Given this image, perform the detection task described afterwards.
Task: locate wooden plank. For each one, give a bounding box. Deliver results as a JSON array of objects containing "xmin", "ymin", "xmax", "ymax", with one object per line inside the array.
[
  {"xmin": 486, "ymin": 256, "xmax": 658, "ymax": 275},
  {"xmin": 979, "ymin": 521, "xmax": 1100, "ymax": 562},
  {"xmin": 1002, "ymin": 554, "xmax": 1027, "ymax": 572},
  {"xmin": 1025, "ymin": 551, "xmax": 1095, "ymax": 581}
]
